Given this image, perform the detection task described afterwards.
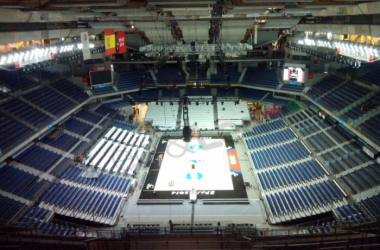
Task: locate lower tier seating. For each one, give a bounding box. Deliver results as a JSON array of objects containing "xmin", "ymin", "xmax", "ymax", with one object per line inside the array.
[
  {"xmin": 14, "ymin": 144, "xmax": 64, "ymax": 172},
  {"xmin": 0, "ymin": 195, "xmax": 27, "ymax": 224},
  {"xmin": 265, "ymin": 180, "xmax": 344, "ymax": 217},
  {"xmin": 60, "ymin": 165, "xmax": 130, "ymax": 193},
  {"xmin": 0, "ymin": 165, "xmax": 51, "ymax": 200},
  {"xmin": 335, "ymin": 204, "xmax": 371, "ymax": 224},
  {"xmin": 257, "ymin": 159, "xmax": 325, "ymax": 191},
  {"xmin": 41, "ymin": 134, "xmax": 80, "ymax": 152},
  {"xmin": 0, "ymin": 113, "xmax": 34, "ymax": 154},
  {"xmin": 243, "ymin": 119, "xmax": 287, "ymax": 137},
  {"xmin": 245, "ymin": 128, "xmax": 296, "ymax": 150},
  {"xmin": 40, "ymin": 183, "xmax": 124, "ymax": 225},
  {"xmin": 250, "ymin": 140, "xmax": 310, "ymax": 170}
]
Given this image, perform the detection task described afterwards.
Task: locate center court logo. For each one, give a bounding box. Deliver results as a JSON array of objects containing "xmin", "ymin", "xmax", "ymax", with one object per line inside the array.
[
  {"xmin": 165, "ymin": 122, "xmax": 236, "ymax": 158},
  {"xmin": 186, "ymin": 172, "xmax": 203, "ymax": 180}
]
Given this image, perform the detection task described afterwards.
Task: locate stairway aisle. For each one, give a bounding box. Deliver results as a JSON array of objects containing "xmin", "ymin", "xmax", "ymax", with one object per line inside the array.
[{"xmin": 213, "ymin": 99, "xmax": 218, "ymax": 130}]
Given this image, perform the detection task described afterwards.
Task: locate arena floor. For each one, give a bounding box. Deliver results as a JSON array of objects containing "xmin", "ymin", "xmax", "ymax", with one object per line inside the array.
[{"xmin": 118, "ymin": 130, "xmax": 268, "ymax": 228}]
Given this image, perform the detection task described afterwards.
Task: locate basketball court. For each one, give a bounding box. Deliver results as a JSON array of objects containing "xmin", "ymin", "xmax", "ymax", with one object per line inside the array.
[{"xmin": 139, "ymin": 135, "xmax": 248, "ymax": 200}]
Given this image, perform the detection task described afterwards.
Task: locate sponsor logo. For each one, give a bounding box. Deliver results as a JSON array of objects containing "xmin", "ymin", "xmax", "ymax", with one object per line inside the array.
[{"xmin": 171, "ymin": 191, "xmax": 215, "ymax": 195}]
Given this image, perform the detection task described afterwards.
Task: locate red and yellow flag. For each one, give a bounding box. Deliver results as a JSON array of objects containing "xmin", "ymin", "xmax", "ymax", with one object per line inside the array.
[{"xmin": 104, "ymin": 29, "xmax": 116, "ymax": 56}]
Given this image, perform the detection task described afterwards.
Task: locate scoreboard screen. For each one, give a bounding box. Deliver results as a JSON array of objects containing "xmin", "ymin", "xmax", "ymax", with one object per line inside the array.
[
  {"xmin": 89, "ymin": 65, "xmax": 113, "ymax": 88},
  {"xmin": 283, "ymin": 67, "xmax": 305, "ymax": 83}
]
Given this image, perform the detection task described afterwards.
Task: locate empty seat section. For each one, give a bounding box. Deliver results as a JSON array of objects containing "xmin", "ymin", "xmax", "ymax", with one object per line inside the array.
[{"xmin": 23, "ymin": 87, "xmax": 76, "ymax": 116}]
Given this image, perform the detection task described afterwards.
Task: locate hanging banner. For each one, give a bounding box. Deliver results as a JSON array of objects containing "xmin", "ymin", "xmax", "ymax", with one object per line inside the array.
[
  {"xmin": 116, "ymin": 31, "xmax": 126, "ymax": 53},
  {"xmin": 104, "ymin": 29, "xmax": 116, "ymax": 56},
  {"xmin": 81, "ymin": 31, "xmax": 91, "ymax": 60}
]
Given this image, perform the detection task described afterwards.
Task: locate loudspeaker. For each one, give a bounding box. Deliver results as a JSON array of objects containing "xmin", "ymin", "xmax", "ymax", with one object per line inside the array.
[{"xmin": 183, "ymin": 125, "xmax": 191, "ymax": 142}]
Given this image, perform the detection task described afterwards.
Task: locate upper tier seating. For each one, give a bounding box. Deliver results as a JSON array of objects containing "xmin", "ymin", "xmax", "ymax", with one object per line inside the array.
[
  {"xmin": 14, "ymin": 144, "xmax": 64, "ymax": 172},
  {"xmin": 217, "ymin": 87, "xmax": 235, "ymax": 97},
  {"xmin": 117, "ymin": 70, "xmax": 154, "ymax": 91},
  {"xmin": 325, "ymin": 150, "xmax": 371, "ymax": 174},
  {"xmin": 280, "ymin": 84, "xmax": 304, "ymax": 92},
  {"xmin": 238, "ymin": 88, "xmax": 268, "ymax": 101},
  {"xmin": 32, "ymin": 70, "xmax": 59, "ymax": 81},
  {"xmin": 155, "ymin": 65, "xmax": 185, "ymax": 85},
  {"xmin": 60, "ymin": 165, "xmax": 130, "ymax": 193},
  {"xmin": 355, "ymin": 62, "xmax": 380, "ymax": 86},
  {"xmin": 361, "ymin": 194, "xmax": 380, "ymax": 218},
  {"xmin": 305, "ymin": 131, "xmax": 336, "ymax": 153},
  {"xmin": 0, "ymin": 98, "xmax": 53, "ymax": 128},
  {"xmin": 287, "ymin": 110, "xmax": 314, "ymax": 125},
  {"xmin": 110, "ymin": 121, "xmax": 138, "ymax": 131},
  {"xmin": 75, "ymin": 109, "xmax": 103, "ymax": 124},
  {"xmin": 0, "ymin": 70, "xmax": 38, "ymax": 91},
  {"xmin": 265, "ymin": 180, "xmax": 344, "ymax": 217},
  {"xmin": 91, "ymin": 86, "xmax": 115, "ymax": 96},
  {"xmin": 245, "ymin": 128, "xmax": 296, "ymax": 150},
  {"xmin": 0, "ymin": 91, "xmax": 8, "ymax": 101},
  {"xmin": 357, "ymin": 113, "xmax": 380, "ymax": 144},
  {"xmin": 261, "ymin": 95, "xmax": 288, "ymax": 105},
  {"xmin": 94, "ymin": 104, "xmax": 118, "ymax": 117},
  {"xmin": 341, "ymin": 94, "xmax": 380, "ymax": 121},
  {"xmin": 114, "ymin": 114, "xmax": 126, "ymax": 122},
  {"xmin": 23, "ymin": 87, "xmax": 76, "ymax": 116},
  {"xmin": 186, "ymin": 88, "xmax": 211, "ymax": 96},
  {"xmin": 0, "ymin": 164, "xmax": 50, "ymax": 200},
  {"xmin": 257, "ymin": 159, "xmax": 325, "ymax": 191},
  {"xmin": 250, "ymin": 140, "xmax": 310, "ymax": 170},
  {"xmin": 62, "ymin": 117, "xmax": 95, "ymax": 137},
  {"xmin": 243, "ymin": 119, "xmax": 287, "ymax": 137},
  {"xmin": 0, "ymin": 194, "xmax": 27, "ymax": 224},
  {"xmin": 41, "ymin": 134, "xmax": 80, "ymax": 152},
  {"xmin": 0, "ymin": 113, "xmax": 34, "ymax": 154},
  {"xmin": 50, "ymin": 79, "xmax": 89, "ymax": 102},
  {"xmin": 162, "ymin": 89, "xmax": 180, "ymax": 98},
  {"xmin": 241, "ymin": 68, "xmax": 279, "ymax": 89},
  {"xmin": 317, "ymin": 82, "xmax": 370, "ymax": 111},
  {"xmin": 129, "ymin": 90, "xmax": 158, "ymax": 101},
  {"xmin": 211, "ymin": 64, "xmax": 241, "ymax": 84},
  {"xmin": 339, "ymin": 163, "xmax": 380, "ymax": 195},
  {"xmin": 306, "ymin": 75, "xmax": 345, "ymax": 98}
]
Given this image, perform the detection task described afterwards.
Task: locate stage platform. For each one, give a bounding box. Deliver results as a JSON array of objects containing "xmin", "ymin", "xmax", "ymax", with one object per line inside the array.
[{"xmin": 139, "ymin": 135, "xmax": 248, "ymax": 202}]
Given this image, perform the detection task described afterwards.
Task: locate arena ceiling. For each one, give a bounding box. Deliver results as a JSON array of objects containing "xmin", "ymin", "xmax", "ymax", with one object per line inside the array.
[{"xmin": 0, "ymin": 0, "xmax": 379, "ymax": 46}]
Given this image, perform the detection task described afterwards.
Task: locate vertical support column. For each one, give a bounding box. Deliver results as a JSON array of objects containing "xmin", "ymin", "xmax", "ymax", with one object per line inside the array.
[
  {"xmin": 238, "ymin": 62, "xmax": 242, "ymax": 72},
  {"xmin": 254, "ymin": 25, "xmax": 258, "ymax": 45},
  {"xmin": 210, "ymin": 88, "xmax": 217, "ymax": 97},
  {"xmin": 210, "ymin": 61, "xmax": 216, "ymax": 74}
]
